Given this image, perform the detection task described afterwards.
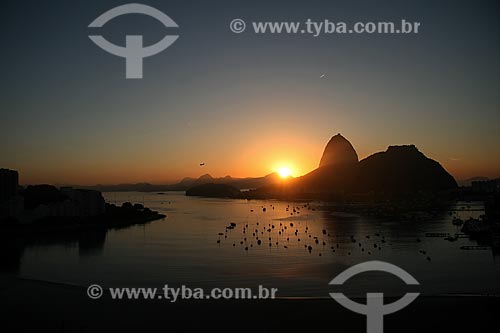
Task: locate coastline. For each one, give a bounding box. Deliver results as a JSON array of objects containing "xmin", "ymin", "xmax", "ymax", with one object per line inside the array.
[{"xmin": 0, "ymin": 206, "xmax": 166, "ymax": 235}]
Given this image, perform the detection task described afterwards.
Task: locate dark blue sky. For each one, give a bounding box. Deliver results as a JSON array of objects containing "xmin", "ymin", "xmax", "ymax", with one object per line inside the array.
[{"xmin": 1, "ymin": 0, "xmax": 499, "ymax": 184}]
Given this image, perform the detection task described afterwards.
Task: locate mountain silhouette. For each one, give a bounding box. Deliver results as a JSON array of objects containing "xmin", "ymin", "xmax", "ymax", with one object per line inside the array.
[
  {"xmin": 73, "ymin": 173, "xmax": 282, "ymax": 192},
  {"xmin": 250, "ymin": 134, "xmax": 457, "ymax": 198},
  {"xmin": 319, "ymin": 133, "xmax": 358, "ymax": 167},
  {"xmin": 355, "ymin": 145, "xmax": 457, "ymax": 192}
]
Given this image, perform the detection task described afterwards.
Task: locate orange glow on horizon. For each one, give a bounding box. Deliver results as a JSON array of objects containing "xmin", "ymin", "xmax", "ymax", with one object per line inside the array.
[{"xmin": 11, "ymin": 124, "xmax": 497, "ymax": 186}]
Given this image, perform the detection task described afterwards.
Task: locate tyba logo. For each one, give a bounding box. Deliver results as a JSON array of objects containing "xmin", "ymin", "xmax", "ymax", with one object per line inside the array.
[
  {"xmin": 88, "ymin": 3, "xmax": 179, "ymax": 79},
  {"xmin": 329, "ymin": 261, "xmax": 420, "ymax": 333}
]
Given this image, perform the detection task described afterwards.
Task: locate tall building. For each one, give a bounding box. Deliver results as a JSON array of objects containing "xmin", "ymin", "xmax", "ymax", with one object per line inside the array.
[{"xmin": 0, "ymin": 168, "xmax": 19, "ymax": 202}]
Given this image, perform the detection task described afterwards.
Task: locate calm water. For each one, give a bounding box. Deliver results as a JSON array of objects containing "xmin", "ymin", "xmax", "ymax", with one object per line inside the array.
[{"xmin": 14, "ymin": 192, "xmax": 500, "ymax": 297}]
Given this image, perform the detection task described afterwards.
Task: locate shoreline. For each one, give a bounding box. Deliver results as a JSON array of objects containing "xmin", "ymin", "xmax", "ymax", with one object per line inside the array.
[{"xmin": 0, "ymin": 208, "xmax": 166, "ymax": 236}]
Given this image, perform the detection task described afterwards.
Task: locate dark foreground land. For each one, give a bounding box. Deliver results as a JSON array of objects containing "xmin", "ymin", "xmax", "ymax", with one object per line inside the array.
[
  {"xmin": 0, "ymin": 276, "xmax": 498, "ymax": 333},
  {"xmin": 1, "ymin": 203, "xmax": 166, "ymax": 235}
]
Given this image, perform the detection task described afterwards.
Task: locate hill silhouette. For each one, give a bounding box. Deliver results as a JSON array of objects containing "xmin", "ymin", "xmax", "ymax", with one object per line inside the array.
[
  {"xmin": 72, "ymin": 173, "xmax": 282, "ymax": 192},
  {"xmin": 248, "ymin": 134, "xmax": 457, "ymax": 199},
  {"xmin": 319, "ymin": 133, "xmax": 358, "ymax": 167},
  {"xmin": 355, "ymin": 145, "xmax": 457, "ymax": 192}
]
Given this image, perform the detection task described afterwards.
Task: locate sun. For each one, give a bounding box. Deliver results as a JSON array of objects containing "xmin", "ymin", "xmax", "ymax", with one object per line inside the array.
[{"xmin": 277, "ymin": 166, "xmax": 292, "ymax": 178}]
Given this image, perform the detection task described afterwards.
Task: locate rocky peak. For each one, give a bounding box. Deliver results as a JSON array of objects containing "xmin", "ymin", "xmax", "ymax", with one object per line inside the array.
[{"xmin": 319, "ymin": 133, "xmax": 358, "ymax": 168}]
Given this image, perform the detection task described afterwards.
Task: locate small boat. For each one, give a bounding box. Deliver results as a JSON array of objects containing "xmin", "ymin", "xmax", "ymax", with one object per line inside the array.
[{"xmin": 226, "ymin": 222, "xmax": 237, "ymax": 230}]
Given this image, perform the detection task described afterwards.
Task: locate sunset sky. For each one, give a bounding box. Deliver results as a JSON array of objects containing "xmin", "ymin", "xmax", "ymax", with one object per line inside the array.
[{"xmin": 1, "ymin": 0, "xmax": 499, "ymax": 185}]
